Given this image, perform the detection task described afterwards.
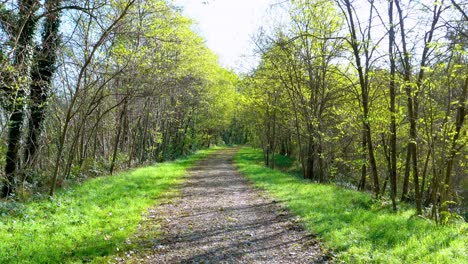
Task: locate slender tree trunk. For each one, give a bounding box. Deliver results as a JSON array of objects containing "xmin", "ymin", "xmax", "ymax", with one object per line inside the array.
[
  {"xmin": 441, "ymin": 76, "xmax": 468, "ymax": 214},
  {"xmin": 317, "ymin": 139, "xmax": 324, "ymax": 182},
  {"xmin": 365, "ymin": 113, "xmax": 380, "ymax": 197},
  {"xmin": 395, "ymin": 0, "xmax": 421, "ymax": 213},
  {"xmin": 271, "ymin": 103, "xmax": 278, "ymax": 169},
  {"xmin": 401, "ymin": 146, "xmax": 411, "ymax": 201},
  {"xmin": 359, "ymin": 125, "xmax": 367, "ymax": 191},
  {"xmin": 306, "ymin": 134, "xmax": 315, "ymax": 180},
  {"xmin": 388, "ymin": 0, "xmax": 397, "ymax": 210},
  {"xmin": 110, "ymin": 103, "xmax": 126, "ymax": 174},
  {"xmin": 395, "ymin": 0, "xmax": 443, "ymax": 215},
  {"xmin": 421, "ymin": 146, "xmax": 432, "ymax": 202},
  {"xmin": 50, "ymin": 117, "xmax": 70, "ymax": 195},
  {"xmin": 381, "ymin": 174, "xmax": 389, "ymax": 197},
  {"xmin": 381, "ymin": 134, "xmax": 391, "ymax": 198},
  {"xmin": 410, "ymin": 120, "xmax": 422, "ymax": 214},
  {"xmin": 342, "ymin": 0, "xmax": 379, "ymax": 196}
]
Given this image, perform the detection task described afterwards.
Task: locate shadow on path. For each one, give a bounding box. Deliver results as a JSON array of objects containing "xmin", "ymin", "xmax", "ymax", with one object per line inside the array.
[{"xmin": 125, "ymin": 148, "xmax": 327, "ymax": 263}]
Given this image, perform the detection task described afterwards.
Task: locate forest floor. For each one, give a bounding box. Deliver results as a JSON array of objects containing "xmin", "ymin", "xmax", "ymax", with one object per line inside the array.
[{"xmin": 120, "ymin": 148, "xmax": 328, "ymax": 263}]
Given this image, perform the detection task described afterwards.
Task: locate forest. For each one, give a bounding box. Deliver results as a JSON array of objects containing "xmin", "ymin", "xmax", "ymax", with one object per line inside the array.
[
  {"xmin": 0, "ymin": 0, "xmax": 466, "ymax": 263},
  {"xmin": 0, "ymin": 0, "xmax": 239, "ymax": 197},
  {"xmin": 240, "ymin": 0, "xmax": 468, "ymax": 222}
]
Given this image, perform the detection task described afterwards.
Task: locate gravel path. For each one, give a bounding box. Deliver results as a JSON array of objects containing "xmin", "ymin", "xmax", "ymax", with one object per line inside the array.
[{"xmin": 125, "ymin": 148, "xmax": 328, "ymax": 263}]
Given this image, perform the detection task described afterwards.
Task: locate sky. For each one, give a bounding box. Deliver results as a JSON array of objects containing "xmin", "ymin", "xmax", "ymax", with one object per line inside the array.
[{"xmin": 173, "ymin": 0, "xmax": 275, "ymax": 73}]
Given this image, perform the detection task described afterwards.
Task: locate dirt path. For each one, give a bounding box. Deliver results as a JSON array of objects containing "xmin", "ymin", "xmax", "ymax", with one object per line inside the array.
[{"xmin": 125, "ymin": 148, "xmax": 327, "ymax": 263}]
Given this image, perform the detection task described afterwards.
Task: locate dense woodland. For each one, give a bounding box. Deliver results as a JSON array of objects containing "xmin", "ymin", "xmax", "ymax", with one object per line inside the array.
[
  {"xmin": 240, "ymin": 0, "xmax": 468, "ymax": 222},
  {"xmin": 0, "ymin": 0, "xmax": 467, "ymax": 225},
  {"xmin": 0, "ymin": 0, "xmax": 239, "ymax": 197}
]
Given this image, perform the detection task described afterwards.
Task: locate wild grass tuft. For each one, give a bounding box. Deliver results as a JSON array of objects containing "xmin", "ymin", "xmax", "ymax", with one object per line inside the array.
[{"xmin": 235, "ymin": 147, "xmax": 468, "ymax": 263}]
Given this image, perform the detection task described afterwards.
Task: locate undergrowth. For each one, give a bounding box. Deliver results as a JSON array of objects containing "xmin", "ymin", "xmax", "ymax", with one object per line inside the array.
[{"xmin": 234, "ymin": 147, "xmax": 467, "ymax": 263}]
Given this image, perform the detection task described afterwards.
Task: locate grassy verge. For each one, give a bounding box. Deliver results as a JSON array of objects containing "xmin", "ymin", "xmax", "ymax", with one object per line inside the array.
[
  {"xmin": 234, "ymin": 147, "xmax": 467, "ymax": 263},
  {"xmin": 0, "ymin": 147, "xmax": 220, "ymax": 263}
]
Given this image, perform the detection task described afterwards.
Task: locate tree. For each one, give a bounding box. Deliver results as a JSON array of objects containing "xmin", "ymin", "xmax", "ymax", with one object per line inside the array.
[
  {"xmin": 1, "ymin": 0, "xmax": 55, "ymax": 197},
  {"xmin": 336, "ymin": 0, "xmax": 381, "ymax": 197},
  {"xmin": 388, "ymin": 0, "xmax": 398, "ymax": 211}
]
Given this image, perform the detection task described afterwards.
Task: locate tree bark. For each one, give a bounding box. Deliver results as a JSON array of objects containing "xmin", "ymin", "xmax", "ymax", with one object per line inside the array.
[
  {"xmin": 441, "ymin": 76, "xmax": 468, "ymax": 214},
  {"xmin": 110, "ymin": 99, "xmax": 127, "ymax": 174},
  {"xmin": 401, "ymin": 146, "xmax": 411, "ymax": 201},
  {"xmin": 388, "ymin": 0, "xmax": 398, "ymax": 211},
  {"xmin": 24, "ymin": 0, "xmax": 62, "ymax": 166},
  {"xmin": 359, "ymin": 127, "xmax": 367, "ymax": 191},
  {"xmin": 2, "ymin": 0, "xmax": 40, "ymax": 197}
]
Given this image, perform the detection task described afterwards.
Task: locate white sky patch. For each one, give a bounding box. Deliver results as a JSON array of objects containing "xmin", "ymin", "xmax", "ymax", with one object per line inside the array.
[
  {"xmin": 172, "ymin": 0, "xmax": 449, "ymax": 73},
  {"xmin": 173, "ymin": 0, "xmax": 275, "ymax": 73}
]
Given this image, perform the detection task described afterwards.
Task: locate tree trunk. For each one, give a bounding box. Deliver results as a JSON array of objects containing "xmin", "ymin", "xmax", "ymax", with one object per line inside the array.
[
  {"xmin": 305, "ymin": 135, "xmax": 315, "ymax": 180},
  {"xmin": 2, "ymin": 0, "xmax": 40, "ymax": 197},
  {"xmin": 358, "ymin": 126, "xmax": 367, "ymax": 191},
  {"xmin": 401, "ymin": 146, "xmax": 411, "ymax": 201},
  {"xmin": 110, "ymin": 103, "xmax": 126, "ymax": 174},
  {"xmin": 342, "ymin": 0, "xmax": 379, "ymax": 196},
  {"xmin": 420, "ymin": 146, "xmax": 432, "ymax": 202},
  {"xmin": 24, "ymin": 0, "xmax": 62, "ymax": 166},
  {"xmin": 395, "ymin": 0, "xmax": 420, "ymax": 213},
  {"xmin": 388, "ymin": 0, "xmax": 398, "ymax": 210},
  {"xmin": 2, "ymin": 111, "xmax": 25, "ymax": 197},
  {"xmin": 440, "ymin": 76, "xmax": 468, "ymax": 215}
]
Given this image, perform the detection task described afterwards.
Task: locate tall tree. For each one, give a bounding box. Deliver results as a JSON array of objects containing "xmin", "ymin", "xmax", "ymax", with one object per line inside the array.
[
  {"xmin": 1, "ymin": 0, "xmax": 41, "ymax": 197},
  {"xmin": 337, "ymin": 0, "xmax": 380, "ymax": 197},
  {"xmin": 394, "ymin": 0, "xmax": 444, "ymax": 214},
  {"xmin": 24, "ymin": 0, "xmax": 62, "ymax": 167},
  {"xmin": 387, "ymin": 0, "xmax": 398, "ymax": 211}
]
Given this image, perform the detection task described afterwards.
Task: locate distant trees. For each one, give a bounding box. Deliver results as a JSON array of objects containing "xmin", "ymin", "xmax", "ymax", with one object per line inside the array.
[
  {"xmin": 241, "ymin": 0, "xmax": 467, "ymax": 222},
  {"xmin": 0, "ymin": 0, "xmax": 238, "ymax": 197}
]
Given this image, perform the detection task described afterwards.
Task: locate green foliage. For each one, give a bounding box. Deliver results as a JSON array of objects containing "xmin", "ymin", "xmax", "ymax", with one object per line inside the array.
[
  {"xmin": 239, "ymin": 0, "xmax": 468, "ymax": 217},
  {"xmin": 235, "ymin": 147, "xmax": 468, "ymax": 263},
  {"xmin": 0, "ymin": 148, "xmax": 219, "ymax": 263},
  {"xmin": 111, "ymin": 0, "xmax": 239, "ymax": 154}
]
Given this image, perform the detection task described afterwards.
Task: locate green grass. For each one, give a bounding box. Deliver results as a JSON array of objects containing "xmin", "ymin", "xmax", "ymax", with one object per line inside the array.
[
  {"xmin": 235, "ymin": 147, "xmax": 468, "ymax": 263},
  {"xmin": 0, "ymin": 147, "xmax": 220, "ymax": 263},
  {"xmin": 272, "ymin": 153, "xmax": 296, "ymax": 170}
]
